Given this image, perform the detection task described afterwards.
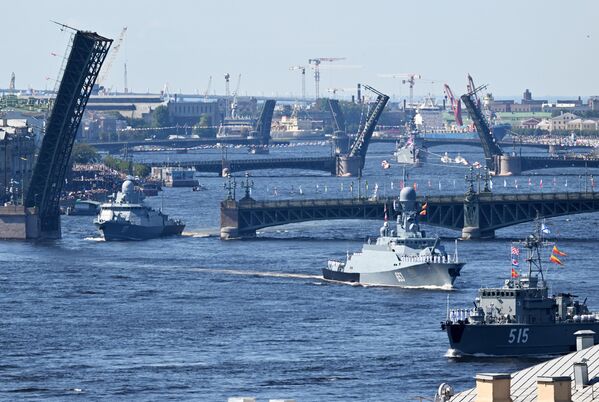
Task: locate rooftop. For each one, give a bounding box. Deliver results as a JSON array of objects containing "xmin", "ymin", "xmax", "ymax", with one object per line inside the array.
[{"xmin": 449, "ymin": 344, "xmax": 599, "ymax": 401}]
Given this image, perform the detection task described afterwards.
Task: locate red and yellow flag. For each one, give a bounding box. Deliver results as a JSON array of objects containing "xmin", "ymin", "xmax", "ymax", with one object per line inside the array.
[
  {"xmin": 552, "ymin": 245, "xmax": 567, "ymax": 257},
  {"xmin": 419, "ymin": 202, "xmax": 428, "ymax": 216},
  {"xmin": 511, "ymin": 267, "xmax": 519, "ymax": 278},
  {"xmin": 549, "ymin": 254, "xmax": 563, "ymax": 265}
]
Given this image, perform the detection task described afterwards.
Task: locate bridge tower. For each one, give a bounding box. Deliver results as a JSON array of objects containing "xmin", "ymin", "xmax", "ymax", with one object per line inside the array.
[
  {"xmin": 462, "ymin": 167, "xmax": 495, "ymax": 239},
  {"xmin": 327, "ymin": 99, "xmax": 349, "ymax": 155},
  {"xmin": 336, "ymin": 84, "xmax": 389, "ymax": 177},
  {"xmin": 247, "ymin": 99, "xmax": 276, "ymax": 151},
  {"xmin": 24, "ymin": 29, "xmax": 112, "ymax": 238}
]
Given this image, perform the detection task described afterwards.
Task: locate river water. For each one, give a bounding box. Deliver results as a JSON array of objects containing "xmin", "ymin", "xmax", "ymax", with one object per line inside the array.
[{"xmin": 2, "ymin": 142, "xmax": 599, "ymax": 401}]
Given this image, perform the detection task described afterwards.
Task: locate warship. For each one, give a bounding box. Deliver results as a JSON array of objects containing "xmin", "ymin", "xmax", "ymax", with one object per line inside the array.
[
  {"xmin": 442, "ymin": 223, "xmax": 599, "ymax": 357},
  {"xmin": 94, "ymin": 179, "xmax": 185, "ymax": 241},
  {"xmin": 322, "ymin": 187, "xmax": 464, "ymax": 288},
  {"xmin": 395, "ymin": 135, "xmax": 426, "ymax": 166}
]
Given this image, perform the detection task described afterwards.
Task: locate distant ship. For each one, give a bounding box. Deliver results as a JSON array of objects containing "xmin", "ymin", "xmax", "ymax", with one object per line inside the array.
[
  {"xmin": 442, "ymin": 222, "xmax": 599, "ymax": 357},
  {"xmin": 419, "ymin": 123, "xmax": 510, "ymax": 143},
  {"xmin": 322, "ymin": 187, "xmax": 464, "ymax": 288},
  {"xmin": 94, "ymin": 179, "xmax": 185, "ymax": 241},
  {"xmin": 216, "ymin": 117, "xmax": 254, "ymax": 140},
  {"xmin": 270, "ymin": 106, "xmax": 325, "ymax": 140},
  {"xmin": 413, "ymin": 95, "xmax": 510, "ymax": 142},
  {"xmin": 395, "ymin": 134, "xmax": 427, "ymax": 166}
]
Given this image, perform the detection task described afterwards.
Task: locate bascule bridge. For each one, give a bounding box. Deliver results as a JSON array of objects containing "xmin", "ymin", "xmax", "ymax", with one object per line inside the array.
[{"xmin": 0, "ymin": 27, "xmax": 112, "ymax": 239}]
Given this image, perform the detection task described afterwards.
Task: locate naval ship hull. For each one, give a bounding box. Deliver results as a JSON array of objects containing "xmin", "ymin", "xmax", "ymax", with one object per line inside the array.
[
  {"xmin": 96, "ymin": 221, "xmax": 185, "ymax": 241},
  {"xmin": 444, "ymin": 321, "xmax": 599, "ymax": 357},
  {"xmin": 395, "ymin": 147, "xmax": 426, "ymax": 166},
  {"xmin": 323, "ymin": 262, "xmax": 463, "ymax": 288}
]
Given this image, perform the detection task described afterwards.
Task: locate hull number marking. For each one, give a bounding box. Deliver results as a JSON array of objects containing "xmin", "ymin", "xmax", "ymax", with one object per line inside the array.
[{"xmin": 508, "ymin": 328, "xmax": 529, "ymax": 344}]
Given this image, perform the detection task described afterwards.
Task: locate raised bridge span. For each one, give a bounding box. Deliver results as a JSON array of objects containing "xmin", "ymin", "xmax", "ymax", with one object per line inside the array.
[{"xmin": 220, "ymin": 191, "xmax": 599, "ymax": 239}]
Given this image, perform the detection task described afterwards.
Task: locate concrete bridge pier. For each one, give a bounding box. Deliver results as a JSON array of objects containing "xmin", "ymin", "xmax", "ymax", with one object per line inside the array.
[
  {"xmin": 220, "ymin": 160, "xmax": 231, "ymax": 177},
  {"xmin": 336, "ymin": 155, "xmax": 362, "ymax": 177},
  {"xmin": 220, "ymin": 198, "xmax": 257, "ymax": 240},
  {"xmin": 462, "ymin": 193, "xmax": 495, "ymax": 239},
  {"xmin": 461, "ymin": 226, "xmax": 495, "ymax": 240},
  {"xmin": 332, "ymin": 131, "xmax": 350, "ymax": 155},
  {"xmin": 496, "ymin": 155, "xmax": 522, "ymax": 176}
]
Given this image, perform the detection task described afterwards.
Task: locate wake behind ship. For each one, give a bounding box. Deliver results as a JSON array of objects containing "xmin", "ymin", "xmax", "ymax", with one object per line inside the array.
[{"xmin": 323, "ymin": 187, "xmax": 464, "ymax": 288}]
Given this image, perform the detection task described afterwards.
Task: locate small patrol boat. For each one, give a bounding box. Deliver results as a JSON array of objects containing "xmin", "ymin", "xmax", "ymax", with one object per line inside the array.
[
  {"xmin": 94, "ymin": 179, "xmax": 185, "ymax": 241},
  {"xmin": 323, "ymin": 187, "xmax": 464, "ymax": 288},
  {"xmin": 442, "ymin": 222, "xmax": 599, "ymax": 357}
]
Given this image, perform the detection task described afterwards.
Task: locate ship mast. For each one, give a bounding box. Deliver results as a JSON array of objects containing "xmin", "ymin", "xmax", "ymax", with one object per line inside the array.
[{"xmin": 521, "ymin": 219, "xmax": 546, "ymax": 282}]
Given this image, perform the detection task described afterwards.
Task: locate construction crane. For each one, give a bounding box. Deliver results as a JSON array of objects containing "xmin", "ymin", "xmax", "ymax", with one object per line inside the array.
[
  {"xmin": 289, "ymin": 65, "xmax": 306, "ymax": 100},
  {"xmin": 444, "ymin": 84, "xmax": 463, "ymax": 126},
  {"xmin": 96, "ymin": 26, "xmax": 127, "ymax": 92},
  {"xmin": 308, "ymin": 57, "xmax": 345, "ymax": 99},
  {"xmin": 230, "ymin": 74, "xmax": 242, "ymax": 118},
  {"xmin": 379, "ymin": 73, "xmax": 421, "ymax": 106},
  {"xmin": 224, "ymin": 73, "xmax": 231, "ymax": 97},
  {"xmin": 203, "ymin": 76, "xmax": 212, "ymax": 100}
]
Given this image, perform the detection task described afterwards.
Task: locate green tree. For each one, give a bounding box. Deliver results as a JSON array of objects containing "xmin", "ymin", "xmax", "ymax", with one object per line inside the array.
[
  {"xmin": 192, "ymin": 113, "xmax": 216, "ymax": 138},
  {"xmin": 71, "ymin": 143, "xmax": 99, "ymax": 164},
  {"xmin": 152, "ymin": 105, "xmax": 171, "ymax": 127}
]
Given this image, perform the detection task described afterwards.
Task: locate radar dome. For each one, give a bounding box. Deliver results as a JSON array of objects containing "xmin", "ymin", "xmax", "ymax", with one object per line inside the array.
[
  {"xmin": 122, "ymin": 180, "xmax": 134, "ymax": 193},
  {"xmin": 399, "ymin": 187, "xmax": 416, "ymax": 202},
  {"xmin": 399, "ymin": 187, "xmax": 416, "ymax": 211}
]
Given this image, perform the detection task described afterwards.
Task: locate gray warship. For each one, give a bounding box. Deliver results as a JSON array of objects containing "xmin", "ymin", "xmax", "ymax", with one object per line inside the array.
[
  {"xmin": 394, "ymin": 134, "xmax": 426, "ymax": 166},
  {"xmin": 442, "ymin": 223, "xmax": 599, "ymax": 357},
  {"xmin": 94, "ymin": 179, "xmax": 185, "ymax": 241},
  {"xmin": 322, "ymin": 187, "xmax": 464, "ymax": 288}
]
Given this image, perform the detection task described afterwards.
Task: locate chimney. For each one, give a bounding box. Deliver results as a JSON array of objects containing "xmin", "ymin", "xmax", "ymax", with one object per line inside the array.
[
  {"xmin": 536, "ymin": 376, "xmax": 571, "ymax": 402},
  {"xmin": 573, "ymin": 360, "xmax": 589, "ymax": 389},
  {"xmin": 574, "ymin": 329, "xmax": 595, "ymax": 351},
  {"xmin": 475, "ymin": 373, "xmax": 512, "ymax": 402}
]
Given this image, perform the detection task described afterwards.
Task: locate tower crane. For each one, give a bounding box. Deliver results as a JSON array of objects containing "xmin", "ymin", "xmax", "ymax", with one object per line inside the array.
[
  {"xmin": 289, "ymin": 65, "xmax": 306, "ymax": 100},
  {"xmin": 308, "ymin": 57, "xmax": 345, "ymax": 99},
  {"xmin": 444, "ymin": 84, "xmax": 463, "ymax": 126},
  {"xmin": 203, "ymin": 76, "xmax": 212, "ymax": 100},
  {"xmin": 96, "ymin": 26, "xmax": 127, "ymax": 93},
  {"xmin": 379, "ymin": 73, "xmax": 421, "ymax": 107}
]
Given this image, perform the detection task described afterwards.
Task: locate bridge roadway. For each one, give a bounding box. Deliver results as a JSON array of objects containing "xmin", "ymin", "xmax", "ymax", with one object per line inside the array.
[
  {"xmin": 147, "ymin": 156, "xmax": 337, "ymax": 175},
  {"xmin": 496, "ymin": 154, "xmax": 599, "ymax": 175},
  {"xmin": 220, "ymin": 191, "xmax": 599, "ymax": 239}
]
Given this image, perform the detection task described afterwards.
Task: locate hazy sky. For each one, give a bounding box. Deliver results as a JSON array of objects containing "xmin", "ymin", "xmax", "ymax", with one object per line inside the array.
[{"xmin": 4, "ymin": 0, "xmax": 599, "ymax": 100}]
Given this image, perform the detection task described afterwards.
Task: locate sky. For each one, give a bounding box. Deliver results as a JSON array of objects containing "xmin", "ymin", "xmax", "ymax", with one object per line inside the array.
[{"xmin": 4, "ymin": 0, "xmax": 599, "ymax": 100}]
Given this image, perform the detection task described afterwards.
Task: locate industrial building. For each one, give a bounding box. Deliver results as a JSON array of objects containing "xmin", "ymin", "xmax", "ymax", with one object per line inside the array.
[{"xmin": 0, "ymin": 119, "xmax": 37, "ymax": 203}]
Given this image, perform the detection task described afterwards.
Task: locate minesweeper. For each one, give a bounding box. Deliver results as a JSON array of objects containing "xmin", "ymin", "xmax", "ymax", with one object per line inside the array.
[
  {"xmin": 94, "ymin": 179, "xmax": 185, "ymax": 241},
  {"xmin": 322, "ymin": 187, "xmax": 464, "ymax": 288},
  {"xmin": 442, "ymin": 223, "xmax": 599, "ymax": 357}
]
